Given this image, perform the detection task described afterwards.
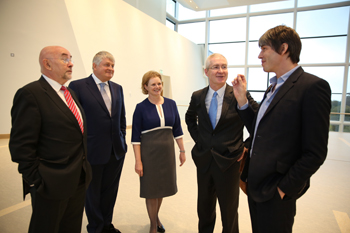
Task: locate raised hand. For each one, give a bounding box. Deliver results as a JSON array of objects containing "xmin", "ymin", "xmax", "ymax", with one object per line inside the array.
[{"xmin": 232, "ymin": 74, "xmax": 248, "ymax": 108}]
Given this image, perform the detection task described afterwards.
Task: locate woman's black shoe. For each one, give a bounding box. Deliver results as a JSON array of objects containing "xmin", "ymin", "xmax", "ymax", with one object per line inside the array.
[{"xmin": 157, "ymin": 225, "xmax": 165, "ymax": 232}]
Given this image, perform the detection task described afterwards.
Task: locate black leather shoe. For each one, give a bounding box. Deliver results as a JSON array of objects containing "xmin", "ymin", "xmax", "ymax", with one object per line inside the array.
[
  {"xmin": 157, "ymin": 225, "xmax": 165, "ymax": 232},
  {"xmin": 102, "ymin": 224, "xmax": 121, "ymax": 233}
]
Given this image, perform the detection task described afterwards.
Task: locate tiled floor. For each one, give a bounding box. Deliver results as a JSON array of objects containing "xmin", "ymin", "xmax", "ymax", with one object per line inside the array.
[{"xmin": 0, "ymin": 123, "xmax": 349, "ymax": 233}]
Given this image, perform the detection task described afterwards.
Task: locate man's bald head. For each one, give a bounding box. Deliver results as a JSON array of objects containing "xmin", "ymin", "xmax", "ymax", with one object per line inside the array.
[{"xmin": 39, "ymin": 46, "xmax": 73, "ymax": 85}]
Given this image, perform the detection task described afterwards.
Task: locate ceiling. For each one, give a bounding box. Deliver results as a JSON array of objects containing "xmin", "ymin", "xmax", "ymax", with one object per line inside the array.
[{"xmin": 176, "ymin": 0, "xmax": 288, "ymax": 11}]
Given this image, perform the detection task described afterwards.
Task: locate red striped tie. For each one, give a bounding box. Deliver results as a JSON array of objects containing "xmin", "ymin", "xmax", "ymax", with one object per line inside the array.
[{"xmin": 60, "ymin": 86, "xmax": 84, "ymax": 134}]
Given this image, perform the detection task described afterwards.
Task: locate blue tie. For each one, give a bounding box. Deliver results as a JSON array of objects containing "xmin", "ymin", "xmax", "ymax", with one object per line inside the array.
[{"xmin": 209, "ymin": 92, "xmax": 218, "ymax": 129}]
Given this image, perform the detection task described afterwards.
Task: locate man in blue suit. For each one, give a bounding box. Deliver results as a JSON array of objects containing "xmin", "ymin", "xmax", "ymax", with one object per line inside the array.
[{"xmin": 69, "ymin": 51, "xmax": 127, "ymax": 233}]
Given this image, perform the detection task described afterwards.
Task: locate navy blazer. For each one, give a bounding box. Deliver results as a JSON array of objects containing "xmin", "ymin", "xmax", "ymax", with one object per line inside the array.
[
  {"xmin": 69, "ymin": 75, "xmax": 127, "ymax": 165},
  {"xmin": 239, "ymin": 67, "xmax": 331, "ymax": 202}
]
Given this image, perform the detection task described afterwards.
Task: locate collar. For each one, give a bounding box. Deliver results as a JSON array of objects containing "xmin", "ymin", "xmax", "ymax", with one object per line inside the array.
[
  {"xmin": 208, "ymin": 84, "xmax": 226, "ymax": 98},
  {"xmin": 92, "ymin": 73, "xmax": 109, "ymax": 86},
  {"xmin": 269, "ymin": 65, "xmax": 300, "ymax": 86},
  {"xmin": 42, "ymin": 74, "xmax": 64, "ymax": 92}
]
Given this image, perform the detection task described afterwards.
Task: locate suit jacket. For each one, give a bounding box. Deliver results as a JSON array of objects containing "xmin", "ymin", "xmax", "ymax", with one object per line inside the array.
[
  {"xmin": 185, "ymin": 85, "xmax": 258, "ymax": 173},
  {"xmin": 239, "ymin": 67, "xmax": 331, "ymax": 202},
  {"xmin": 69, "ymin": 75, "xmax": 127, "ymax": 165},
  {"xmin": 9, "ymin": 76, "xmax": 92, "ymax": 200}
]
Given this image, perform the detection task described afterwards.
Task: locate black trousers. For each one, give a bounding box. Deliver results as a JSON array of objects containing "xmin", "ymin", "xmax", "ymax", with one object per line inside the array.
[
  {"xmin": 85, "ymin": 154, "xmax": 125, "ymax": 233},
  {"xmin": 29, "ymin": 182, "xmax": 86, "ymax": 233},
  {"xmin": 196, "ymin": 160, "xmax": 240, "ymax": 233},
  {"xmin": 248, "ymin": 189, "xmax": 296, "ymax": 233}
]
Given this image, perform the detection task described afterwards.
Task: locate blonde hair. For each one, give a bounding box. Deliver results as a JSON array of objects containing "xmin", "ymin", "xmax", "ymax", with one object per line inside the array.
[{"xmin": 141, "ymin": 71, "xmax": 162, "ymax": 95}]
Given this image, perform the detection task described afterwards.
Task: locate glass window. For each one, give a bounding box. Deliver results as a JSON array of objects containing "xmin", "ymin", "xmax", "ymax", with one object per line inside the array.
[
  {"xmin": 301, "ymin": 66, "xmax": 344, "ymax": 93},
  {"xmin": 166, "ymin": 0, "xmax": 176, "ymax": 17},
  {"xmin": 248, "ymin": 41, "xmax": 261, "ymax": 65},
  {"xmin": 208, "ymin": 43, "xmax": 246, "ymax": 65},
  {"xmin": 210, "ymin": 6, "xmax": 247, "ymax": 17},
  {"xmin": 250, "ymin": 0, "xmax": 294, "ymax": 13},
  {"xmin": 166, "ymin": 19, "xmax": 175, "ymax": 31},
  {"xmin": 249, "ymin": 13, "xmax": 294, "ymax": 40},
  {"xmin": 209, "ymin": 18, "xmax": 246, "ymax": 43},
  {"xmin": 178, "ymin": 3, "xmax": 206, "ymax": 20},
  {"xmin": 346, "ymin": 94, "xmax": 350, "ymax": 122},
  {"xmin": 227, "ymin": 68, "xmax": 245, "ymax": 86},
  {"xmin": 343, "ymin": 125, "xmax": 350, "ymax": 132},
  {"xmin": 329, "ymin": 124, "xmax": 339, "ymax": 132},
  {"xmin": 178, "ymin": 22, "xmax": 206, "ymax": 44},
  {"xmin": 250, "ymin": 92, "xmax": 265, "ymax": 104},
  {"xmin": 331, "ymin": 94, "xmax": 342, "ymax": 121},
  {"xmin": 297, "ymin": 7, "xmax": 350, "ymax": 38},
  {"xmin": 300, "ymin": 37, "xmax": 347, "ymax": 64},
  {"xmin": 346, "ymin": 69, "xmax": 350, "ymax": 122},
  {"xmin": 298, "ymin": 0, "xmax": 349, "ymax": 7},
  {"xmin": 247, "ymin": 68, "xmax": 269, "ymax": 91}
]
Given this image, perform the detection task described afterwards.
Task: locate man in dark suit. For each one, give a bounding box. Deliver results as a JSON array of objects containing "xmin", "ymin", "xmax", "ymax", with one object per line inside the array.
[
  {"xmin": 232, "ymin": 25, "xmax": 332, "ymax": 233},
  {"xmin": 9, "ymin": 46, "xmax": 92, "ymax": 233},
  {"xmin": 185, "ymin": 53, "xmax": 258, "ymax": 233},
  {"xmin": 69, "ymin": 51, "xmax": 127, "ymax": 233}
]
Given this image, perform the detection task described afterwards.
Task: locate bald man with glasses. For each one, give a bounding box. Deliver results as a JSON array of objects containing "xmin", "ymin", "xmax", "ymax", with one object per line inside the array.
[{"xmin": 9, "ymin": 46, "xmax": 92, "ymax": 233}]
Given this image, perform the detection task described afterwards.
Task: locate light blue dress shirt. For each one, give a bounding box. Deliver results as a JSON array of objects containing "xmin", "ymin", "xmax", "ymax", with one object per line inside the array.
[{"xmin": 240, "ymin": 66, "xmax": 300, "ymax": 157}]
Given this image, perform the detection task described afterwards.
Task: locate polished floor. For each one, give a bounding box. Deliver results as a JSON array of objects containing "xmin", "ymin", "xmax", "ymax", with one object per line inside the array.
[{"xmin": 0, "ymin": 122, "xmax": 349, "ymax": 233}]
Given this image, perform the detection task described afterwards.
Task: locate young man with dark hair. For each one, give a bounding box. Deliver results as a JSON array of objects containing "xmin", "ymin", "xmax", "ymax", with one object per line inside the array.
[{"xmin": 232, "ymin": 25, "xmax": 331, "ymax": 233}]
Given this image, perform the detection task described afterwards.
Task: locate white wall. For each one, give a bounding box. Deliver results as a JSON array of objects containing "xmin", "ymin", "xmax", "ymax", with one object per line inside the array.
[
  {"xmin": 123, "ymin": 0, "xmax": 166, "ymax": 24},
  {"xmin": 0, "ymin": 0, "xmax": 206, "ymax": 134}
]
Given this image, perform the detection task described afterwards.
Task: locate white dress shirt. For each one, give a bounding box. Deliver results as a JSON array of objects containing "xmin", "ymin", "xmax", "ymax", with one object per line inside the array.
[
  {"xmin": 92, "ymin": 73, "xmax": 112, "ymax": 100},
  {"xmin": 42, "ymin": 74, "xmax": 83, "ymax": 123}
]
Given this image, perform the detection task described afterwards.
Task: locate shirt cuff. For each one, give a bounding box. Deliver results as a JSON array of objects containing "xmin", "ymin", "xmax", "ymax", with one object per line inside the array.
[{"xmin": 237, "ymin": 100, "xmax": 249, "ymax": 110}]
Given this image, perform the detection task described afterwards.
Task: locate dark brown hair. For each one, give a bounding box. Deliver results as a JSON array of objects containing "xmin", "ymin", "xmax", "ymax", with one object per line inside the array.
[{"xmin": 259, "ymin": 25, "xmax": 301, "ymax": 63}]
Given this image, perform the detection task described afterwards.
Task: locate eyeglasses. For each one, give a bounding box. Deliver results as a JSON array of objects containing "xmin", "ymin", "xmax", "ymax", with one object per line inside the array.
[
  {"xmin": 60, "ymin": 58, "xmax": 74, "ymax": 64},
  {"xmin": 209, "ymin": 65, "xmax": 227, "ymax": 71},
  {"xmin": 47, "ymin": 57, "xmax": 74, "ymax": 64}
]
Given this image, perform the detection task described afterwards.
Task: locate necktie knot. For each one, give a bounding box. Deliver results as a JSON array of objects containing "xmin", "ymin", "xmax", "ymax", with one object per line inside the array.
[
  {"xmin": 60, "ymin": 86, "xmax": 67, "ymax": 91},
  {"xmin": 99, "ymin": 83, "xmax": 106, "ymax": 89}
]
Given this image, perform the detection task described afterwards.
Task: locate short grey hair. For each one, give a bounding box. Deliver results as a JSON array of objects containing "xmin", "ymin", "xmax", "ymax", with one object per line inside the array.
[
  {"xmin": 205, "ymin": 53, "xmax": 226, "ymax": 70},
  {"xmin": 92, "ymin": 51, "xmax": 115, "ymax": 67}
]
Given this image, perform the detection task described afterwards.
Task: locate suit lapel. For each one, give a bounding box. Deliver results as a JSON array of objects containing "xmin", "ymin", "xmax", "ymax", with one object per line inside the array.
[
  {"xmin": 108, "ymin": 81, "xmax": 118, "ymax": 117},
  {"xmin": 200, "ymin": 87, "xmax": 212, "ymax": 128},
  {"xmin": 263, "ymin": 67, "xmax": 303, "ymax": 118},
  {"xmin": 39, "ymin": 77, "xmax": 82, "ymax": 132},
  {"xmin": 85, "ymin": 75, "xmax": 110, "ymax": 115},
  {"xmin": 217, "ymin": 85, "xmax": 235, "ymax": 128},
  {"xmin": 70, "ymin": 88, "xmax": 87, "ymax": 137}
]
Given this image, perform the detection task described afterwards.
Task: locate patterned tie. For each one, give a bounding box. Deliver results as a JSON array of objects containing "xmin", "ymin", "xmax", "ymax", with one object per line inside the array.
[
  {"xmin": 99, "ymin": 83, "xmax": 112, "ymax": 115},
  {"xmin": 60, "ymin": 86, "xmax": 84, "ymax": 133},
  {"xmin": 209, "ymin": 91, "xmax": 218, "ymax": 129}
]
